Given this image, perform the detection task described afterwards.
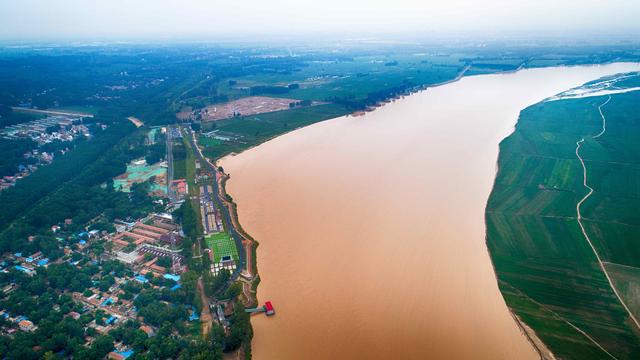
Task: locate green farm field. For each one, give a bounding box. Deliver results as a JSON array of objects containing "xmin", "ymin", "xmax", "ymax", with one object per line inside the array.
[
  {"xmin": 201, "ymin": 103, "xmax": 349, "ymax": 160},
  {"xmin": 486, "ymin": 74, "xmax": 640, "ymax": 359}
]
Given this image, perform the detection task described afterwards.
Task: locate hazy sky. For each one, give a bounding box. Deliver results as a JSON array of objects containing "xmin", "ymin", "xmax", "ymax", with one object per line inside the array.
[{"xmin": 1, "ymin": 0, "xmax": 639, "ymax": 41}]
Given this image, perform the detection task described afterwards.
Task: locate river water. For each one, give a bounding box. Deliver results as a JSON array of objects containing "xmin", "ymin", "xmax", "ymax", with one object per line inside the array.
[{"xmin": 220, "ymin": 63, "xmax": 640, "ymax": 359}]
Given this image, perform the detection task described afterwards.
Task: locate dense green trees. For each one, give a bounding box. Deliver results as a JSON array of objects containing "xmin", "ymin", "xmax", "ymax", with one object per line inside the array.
[
  {"xmin": 0, "ymin": 108, "xmax": 43, "ymax": 128},
  {"xmin": 203, "ymin": 269, "xmax": 230, "ymax": 297},
  {"xmin": 249, "ymin": 85, "xmax": 291, "ymax": 95},
  {"xmin": 0, "ymin": 264, "xmax": 98, "ymax": 359},
  {"xmin": 0, "ymin": 121, "xmax": 161, "ymax": 254},
  {"xmin": 155, "ymin": 256, "xmax": 171, "ymax": 268},
  {"xmin": 144, "ymin": 132, "xmax": 166, "ymax": 164},
  {"xmin": 74, "ymin": 335, "xmax": 114, "ymax": 360},
  {"xmin": 0, "ymin": 138, "xmax": 36, "ymax": 177},
  {"xmin": 0, "ymin": 120, "xmax": 134, "ymax": 231},
  {"xmin": 138, "ymin": 301, "xmax": 187, "ymax": 327},
  {"xmin": 224, "ymin": 302, "xmax": 252, "ymax": 352},
  {"xmin": 173, "ymin": 200, "xmax": 200, "ymax": 239}
]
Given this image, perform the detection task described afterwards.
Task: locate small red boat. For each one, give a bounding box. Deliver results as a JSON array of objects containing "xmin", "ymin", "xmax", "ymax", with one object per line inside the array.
[{"xmin": 264, "ymin": 301, "xmax": 275, "ymax": 316}]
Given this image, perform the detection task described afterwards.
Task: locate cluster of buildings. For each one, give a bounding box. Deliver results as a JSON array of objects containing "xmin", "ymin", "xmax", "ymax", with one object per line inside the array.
[
  {"xmin": 194, "ymin": 160, "xmax": 212, "ymax": 183},
  {"xmin": 111, "ymin": 214, "xmax": 185, "ymax": 275},
  {"xmin": 72, "ymin": 283, "xmax": 136, "ymax": 326},
  {"xmin": 0, "ymin": 115, "xmax": 90, "ymax": 143},
  {"xmin": 200, "ymin": 185, "xmax": 223, "ymax": 235},
  {"xmin": 0, "ymin": 150, "xmax": 53, "ymax": 191},
  {"xmin": 198, "ymin": 182, "xmax": 239, "ymax": 276},
  {"xmin": 5, "ymin": 251, "xmax": 50, "ymax": 276},
  {"xmin": 0, "ymin": 114, "xmax": 93, "ymax": 191},
  {"xmin": 0, "ymin": 310, "xmax": 37, "ymax": 334},
  {"xmin": 0, "ymin": 262, "xmax": 39, "ymax": 335},
  {"xmin": 170, "ymin": 179, "xmax": 188, "ymax": 199},
  {"xmin": 168, "ymin": 126, "xmax": 182, "ymax": 140},
  {"xmin": 69, "ymin": 269, "xmax": 179, "ymax": 360}
]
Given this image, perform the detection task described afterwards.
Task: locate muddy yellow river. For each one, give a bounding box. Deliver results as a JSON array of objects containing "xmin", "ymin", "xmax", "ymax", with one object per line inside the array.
[{"xmin": 220, "ymin": 63, "xmax": 640, "ymax": 359}]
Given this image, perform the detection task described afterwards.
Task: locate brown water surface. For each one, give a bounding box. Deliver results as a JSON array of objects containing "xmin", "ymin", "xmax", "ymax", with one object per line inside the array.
[{"xmin": 220, "ymin": 63, "xmax": 640, "ymax": 359}]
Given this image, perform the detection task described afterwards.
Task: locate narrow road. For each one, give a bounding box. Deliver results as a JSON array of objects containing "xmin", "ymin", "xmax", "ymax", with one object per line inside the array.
[
  {"xmin": 166, "ymin": 125, "xmax": 176, "ymax": 201},
  {"xmin": 502, "ymin": 281, "xmax": 617, "ymax": 360},
  {"xmin": 184, "ymin": 127, "xmax": 247, "ymax": 281},
  {"xmin": 197, "ymin": 278, "xmax": 213, "ymax": 338},
  {"xmin": 575, "ymin": 95, "xmax": 640, "ymax": 332}
]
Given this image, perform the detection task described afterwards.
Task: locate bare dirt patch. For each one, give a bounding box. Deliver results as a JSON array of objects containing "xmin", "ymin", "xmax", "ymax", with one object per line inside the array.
[
  {"xmin": 127, "ymin": 116, "xmax": 144, "ymax": 127},
  {"xmin": 201, "ymin": 96, "xmax": 299, "ymax": 121}
]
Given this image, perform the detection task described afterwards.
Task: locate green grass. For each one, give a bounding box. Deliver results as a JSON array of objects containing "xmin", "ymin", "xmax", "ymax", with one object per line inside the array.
[
  {"xmin": 182, "ymin": 136, "xmax": 198, "ymax": 197},
  {"xmin": 173, "ymin": 158, "xmax": 186, "ymax": 179},
  {"xmin": 200, "ymin": 54, "xmax": 466, "ymax": 103},
  {"xmin": 486, "ymin": 75, "xmax": 640, "ymax": 359},
  {"xmin": 1, "ymin": 109, "xmax": 44, "ymax": 126},
  {"xmin": 605, "ymin": 263, "xmax": 640, "ymax": 320},
  {"xmin": 201, "ymin": 103, "xmax": 350, "ymax": 160},
  {"xmin": 197, "ymin": 136, "xmax": 224, "ymax": 147},
  {"xmin": 205, "ymin": 232, "xmax": 239, "ymax": 263}
]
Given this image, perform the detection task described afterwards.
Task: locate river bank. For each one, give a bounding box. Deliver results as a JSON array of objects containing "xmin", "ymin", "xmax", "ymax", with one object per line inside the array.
[{"xmin": 219, "ymin": 63, "xmax": 640, "ymax": 359}]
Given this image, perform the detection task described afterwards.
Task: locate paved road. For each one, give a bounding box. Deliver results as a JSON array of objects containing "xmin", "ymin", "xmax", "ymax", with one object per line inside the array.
[{"xmin": 184, "ymin": 127, "xmax": 246, "ymax": 281}]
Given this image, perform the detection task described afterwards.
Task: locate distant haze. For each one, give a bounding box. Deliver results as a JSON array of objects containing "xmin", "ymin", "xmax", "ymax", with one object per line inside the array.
[{"xmin": 1, "ymin": 0, "xmax": 640, "ymax": 41}]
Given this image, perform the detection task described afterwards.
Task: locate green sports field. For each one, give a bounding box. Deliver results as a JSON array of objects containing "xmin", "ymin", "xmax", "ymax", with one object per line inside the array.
[{"xmin": 205, "ymin": 232, "xmax": 239, "ymax": 263}]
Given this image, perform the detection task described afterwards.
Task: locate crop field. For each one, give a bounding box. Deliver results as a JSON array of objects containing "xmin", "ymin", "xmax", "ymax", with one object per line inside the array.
[
  {"xmin": 201, "ymin": 103, "xmax": 349, "ymax": 160},
  {"xmin": 486, "ymin": 75, "xmax": 640, "ymax": 359},
  {"xmin": 205, "ymin": 232, "xmax": 239, "ymax": 263},
  {"xmin": 198, "ymin": 136, "xmax": 225, "ymax": 147},
  {"xmin": 605, "ymin": 262, "xmax": 640, "ymax": 319},
  {"xmin": 190, "ymin": 48, "xmax": 640, "ymax": 166},
  {"xmin": 220, "ymin": 53, "xmax": 466, "ymax": 102}
]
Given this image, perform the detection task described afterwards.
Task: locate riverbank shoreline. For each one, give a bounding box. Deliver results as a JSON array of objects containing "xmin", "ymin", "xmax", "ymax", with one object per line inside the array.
[{"xmin": 213, "ymin": 62, "xmax": 640, "ymax": 359}]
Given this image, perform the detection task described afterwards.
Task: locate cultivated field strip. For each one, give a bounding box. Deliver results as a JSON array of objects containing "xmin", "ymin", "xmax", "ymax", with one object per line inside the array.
[{"xmin": 487, "ymin": 78, "xmax": 640, "ymax": 359}]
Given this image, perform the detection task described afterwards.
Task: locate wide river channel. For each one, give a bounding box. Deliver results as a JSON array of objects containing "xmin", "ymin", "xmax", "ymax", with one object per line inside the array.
[{"xmin": 220, "ymin": 63, "xmax": 640, "ymax": 359}]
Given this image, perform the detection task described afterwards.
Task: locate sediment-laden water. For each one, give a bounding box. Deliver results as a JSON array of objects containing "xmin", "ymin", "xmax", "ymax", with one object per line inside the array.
[{"xmin": 221, "ymin": 63, "xmax": 640, "ymax": 359}]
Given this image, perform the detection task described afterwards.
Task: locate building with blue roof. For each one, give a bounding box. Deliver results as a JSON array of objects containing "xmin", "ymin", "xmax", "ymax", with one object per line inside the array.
[
  {"xmin": 116, "ymin": 349, "xmax": 134, "ymax": 359},
  {"xmin": 15, "ymin": 266, "xmax": 33, "ymax": 274},
  {"xmin": 163, "ymin": 274, "xmax": 180, "ymax": 282},
  {"xmin": 37, "ymin": 259, "xmax": 49, "ymax": 266},
  {"xmin": 101, "ymin": 298, "xmax": 115, "ymax": 306},
  {"xmin": 188, "ymin": 306, "xmax": 199, "ymax": 321}
]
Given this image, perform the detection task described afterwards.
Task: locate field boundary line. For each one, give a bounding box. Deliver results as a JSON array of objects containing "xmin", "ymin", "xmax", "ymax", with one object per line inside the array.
[
  {"xmin": 602, "ymin": 261, "xmax": 640, "ymax": 271},
  {"xmin": 575, "ymin": 95, "xmax": 640, "ymax": 331},
  {"xmin": 501, "ymin": 281, "xmax": 618, "ymax": 360}
]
